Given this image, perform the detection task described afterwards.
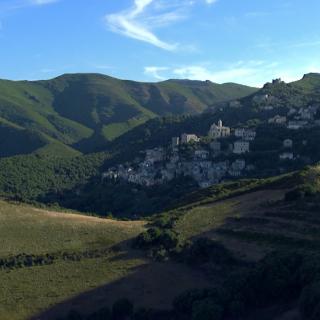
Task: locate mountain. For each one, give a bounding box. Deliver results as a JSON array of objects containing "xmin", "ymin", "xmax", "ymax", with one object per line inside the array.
[{"xmin": 0, "ymin": 73, "xmax": 257, "ymax": 156}]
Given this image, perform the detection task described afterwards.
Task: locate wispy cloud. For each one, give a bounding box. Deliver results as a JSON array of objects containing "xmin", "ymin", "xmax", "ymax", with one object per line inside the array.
[
  {"xmin": 105, "ymin": 0, "xmax": 181, "ymax": 51},
  {"xmin": 105, "ymin": 0, "xmax": 217, "ymax": 51},
  {"xmin": 0, "ymin": 0, "xmax": 59, "ymax": 13},
  {"xmin": 28, "ymin": 0, "xmax": 59, "ymax": 5}
]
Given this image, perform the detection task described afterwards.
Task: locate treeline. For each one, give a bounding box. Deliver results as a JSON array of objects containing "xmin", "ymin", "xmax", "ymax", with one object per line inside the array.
[
  {"xmin": 0, "ymin": 248, "xmax": 113, "ymax": 271},
  {"xmin": 0, "ymin": 152, "xmax": 107, "ymax": 201}
]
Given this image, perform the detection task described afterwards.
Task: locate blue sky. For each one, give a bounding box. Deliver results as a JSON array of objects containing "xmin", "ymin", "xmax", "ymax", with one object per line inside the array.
[{"xmin": 0, "ymin": 0, "xmax": 320, "ymax": 86}]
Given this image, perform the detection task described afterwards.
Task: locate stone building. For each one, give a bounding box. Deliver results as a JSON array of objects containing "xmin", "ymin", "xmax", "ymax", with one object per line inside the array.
[
  {"xmin": 233, "ymin": 141, "xmax": 250, "ymax": 154},
  {"xmin": 208, "ymin": 120, "xmax": 231, "ymax": 139}
]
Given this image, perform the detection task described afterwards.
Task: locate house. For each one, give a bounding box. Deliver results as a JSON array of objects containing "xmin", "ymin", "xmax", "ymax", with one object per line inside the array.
[
  {"xmin": 298, "ymin": 107, "xmax": 316, "ymax": 120},
  {"xmin": 283, "ymin": 139, "xmax": 293, "ymax": 148},
  {"xmin": 279, "ymin": 152, "xmax": 294, "ymax": 160},
  {"xmin": 199, "ymin": 161, "xmax": 212, "ymax": 169},
  {"xmin": 287, "ymin": 121, "xmax": 308, "ymax": 130},
  {"xmin": 231, "ymin": 159, "xmax": 246, "ymax": 171},
  {"xmin": 228, "ymin": 169, "xmax": 242, "ymax": 177},
  {"xmin": 194, "ymin": 149, "xmax": 210, "ymax": 160},
  {"xmin": 208, "ymin": 120, "xmax": 231, "ymax": 139},
  {"xmin": 234, "ymin": 128, "xmax": 256, "ymax": 141},
  {"xmin": 181, "ymin": 133, "xmax": 200, "ymax": 144},
  {"xmin": 268, "ymin": 115, "xmax": 287, "ymax": 125},
  {"xmin": 102, "ymin": 170, "xmax": 118, "ymax": 180},
  {"xmin": 233, "ymin": 141, "xmax": 250, "ymax": 154}
]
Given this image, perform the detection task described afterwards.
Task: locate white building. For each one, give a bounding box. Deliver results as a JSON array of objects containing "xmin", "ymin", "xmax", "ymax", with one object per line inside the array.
[
  {"xmin": 234, "ymin": 128, "xmax": 256, "ymax": 141},
  {"xmin": 279, "ymin": 152, "xmax": 294, "ymax": 160},
  {"xmin": 181, "ymin": 133, "xmax": 200, "ymax": 144},
  {"xmin": 233, "ymin": 141, "xmax": 250, "ymax": 154},
  {"xmin": 208, "ymin": 120, "xmax": 231, "ymax": 139}
]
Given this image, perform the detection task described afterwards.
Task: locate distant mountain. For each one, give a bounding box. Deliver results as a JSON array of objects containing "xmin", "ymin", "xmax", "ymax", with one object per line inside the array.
[{"xmin": 0, "ymin": 73, "xmax": 257, "ymax": 156}]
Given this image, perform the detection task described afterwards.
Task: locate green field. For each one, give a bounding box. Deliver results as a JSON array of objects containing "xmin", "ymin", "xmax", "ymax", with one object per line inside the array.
[
  {"xmin": 0, "ymin": 201, "xmax": 145, "ymax": 320},
  {"xmin": 0, "ymin": 201, "xmax": 211, "ymax": 320}
]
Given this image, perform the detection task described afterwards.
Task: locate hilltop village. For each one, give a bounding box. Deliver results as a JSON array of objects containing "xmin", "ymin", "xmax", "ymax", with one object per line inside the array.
[
  {"xmin": 103, "ymin": 120, "xmax": 256, "ymax": 188},
  {"xmin": 103, "ymin": 86, "xmax": 320, "ymax": 188}
]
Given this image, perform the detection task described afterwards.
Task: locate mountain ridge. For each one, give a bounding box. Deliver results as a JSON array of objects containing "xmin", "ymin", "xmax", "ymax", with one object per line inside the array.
[{"xmin": 0, "ymin": 73, "xmax": 257, "ymax": 156}]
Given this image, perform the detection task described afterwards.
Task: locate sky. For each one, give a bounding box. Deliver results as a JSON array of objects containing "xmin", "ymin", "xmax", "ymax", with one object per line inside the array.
[{"xmin": 0, "ymin": 0, "xmax": 320, "ymax": 87}]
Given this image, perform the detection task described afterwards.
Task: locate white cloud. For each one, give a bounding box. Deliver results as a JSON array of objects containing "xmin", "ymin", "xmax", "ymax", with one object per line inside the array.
[
  {"xmin": 144, "ymin": 66, "xmax": 169, "ymax": 80},
  {"xmin": 143, "ymin": 61, "xmax": 320, "ymax": 87},
  {"xmin": 205, "ymin": 0, "xmax": 218, "ymax": 4},
  {"xmin": 105, "ymin": 0, "xmax": 182, "ymax": 51}
]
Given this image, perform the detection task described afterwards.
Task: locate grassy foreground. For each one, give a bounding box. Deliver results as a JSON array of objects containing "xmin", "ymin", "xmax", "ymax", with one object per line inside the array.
[{"xmin": 0, "ymin": 201, "xmax": 146, "ymax": 320}]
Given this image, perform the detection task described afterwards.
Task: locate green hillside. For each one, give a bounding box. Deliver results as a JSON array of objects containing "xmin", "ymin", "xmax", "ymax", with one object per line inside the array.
[
  {"xmin": 0, "ymin": 201, "xmax": 213, "ymax": 320},
  {"xmin": 2, "ymin": 166, "xmax": 320, "ymax": 320},
  {"xmin": 128, "ymin": 166, "xmax": 320, "ymax": 320},
  {"xmin": 0, "ymin": 73, "xmax": 257, "ymax": 156}
]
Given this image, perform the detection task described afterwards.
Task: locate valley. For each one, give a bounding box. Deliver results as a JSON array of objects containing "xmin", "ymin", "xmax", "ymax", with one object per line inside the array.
[{"xmin": 0, "ymin": 73, "xmax": 320, "ymax": 320}]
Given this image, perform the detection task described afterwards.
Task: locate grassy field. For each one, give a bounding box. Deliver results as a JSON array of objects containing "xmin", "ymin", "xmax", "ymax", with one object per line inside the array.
[
  {"xmin": 0, "ymin": 200, "xmax": 211, "ymax": 320},
  {"xmin": 0, "ymin": 200, "xmax": 145, "ymax": 320}
]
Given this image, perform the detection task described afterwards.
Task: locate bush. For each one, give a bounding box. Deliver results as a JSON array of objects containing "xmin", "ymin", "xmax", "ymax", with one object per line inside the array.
[
  {"xmin": 133, "ymin": 228, "xmax": 181, "ymax": 251},
  {"xmin": 182, "ymin": 238, "xmax": 235, "ymax": 266}
]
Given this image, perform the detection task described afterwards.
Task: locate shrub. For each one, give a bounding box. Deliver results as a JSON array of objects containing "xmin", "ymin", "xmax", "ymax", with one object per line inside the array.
[
  {"xmin": 133, "ymin": 228, "xmax": 181, "ymax": 251},
  {"xmin": 182, "ymin": 238, "xmax": 235, "ymax": 266}
]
